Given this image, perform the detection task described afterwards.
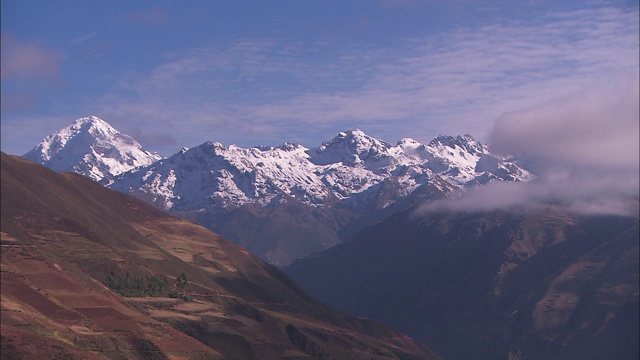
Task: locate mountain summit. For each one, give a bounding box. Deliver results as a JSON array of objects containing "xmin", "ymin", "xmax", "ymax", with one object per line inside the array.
[
  {"xmin": 23, "ymin": 116, "xmax": 162, "ymax": 182},
  {"xmin": 308, "ymin": 129, "xmax": 395, "ymax": 168}
]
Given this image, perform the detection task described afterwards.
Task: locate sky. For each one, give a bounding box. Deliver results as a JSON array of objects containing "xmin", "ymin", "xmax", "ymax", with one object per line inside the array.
[{"xmin": 1, "ymin": 0, "xmax": 638, "ymax": 158}]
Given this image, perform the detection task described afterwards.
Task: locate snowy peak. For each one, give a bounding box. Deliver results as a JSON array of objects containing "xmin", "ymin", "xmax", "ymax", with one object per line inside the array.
[
  {"xmin": 25, "ymin": 116, "xmax": 112, "ymax": 163},
  {"xmin": 397, "ymin": 137, "xmax": 422, "ymax": 148},
  {"xmin": 23, "ymin": 116, "xmax": 162, "ymax": 182},
  {"xmin": 424, "ymin": 134, "xmax": 533, "ymax": 185},
  {"xmin": 111, "ymin": 138, "xmax": 330, "ymax": 212},
  {"xmin": 75, "ymin": 115, "xmax": 119, "ymax": 139},
  {"xmin": 278, "ymin": 142, "xmax": 305, "ymax": 151},
  {"xmin": 428, "ymin": 134, "xmax": 488, "ymax": 155},
  {"xmin": 308, "ymin": 129, "xmax": 394, "ymax": 168}
]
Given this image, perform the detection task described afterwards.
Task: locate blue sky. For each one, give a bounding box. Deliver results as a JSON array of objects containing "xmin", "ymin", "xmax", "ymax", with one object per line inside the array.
[{"xmin": 1, "ymin": 0, "xmax": 638, "ymax": 157}]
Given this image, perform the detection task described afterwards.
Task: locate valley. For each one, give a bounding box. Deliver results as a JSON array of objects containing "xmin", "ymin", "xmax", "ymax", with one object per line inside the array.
[
  {"xmin": 9, "ymin": 116, "xmax": 639, "ymax": 359},
  {"xmin": 4, "ymin": 2, "xmax": 637, "ymax": 359}
]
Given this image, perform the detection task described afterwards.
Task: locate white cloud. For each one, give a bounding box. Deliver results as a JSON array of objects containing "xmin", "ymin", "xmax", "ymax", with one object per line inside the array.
[
  {"xmin": 419, "ymin": 72, "xmax": 639, "ymax": 217},
  {"xmin": 418, "ymin": 170, "xmax": 639, "ymax": 217},
  {"xmin": 490, "ymin": 72, "xmax": 639, "ymax": 171},
  {"xmin": 76, "ymin": 4, "xmax": 639, "ymax": 156}
]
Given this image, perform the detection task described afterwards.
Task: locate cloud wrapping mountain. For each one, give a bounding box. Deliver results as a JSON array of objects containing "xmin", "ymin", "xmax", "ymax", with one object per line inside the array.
[{"xmin": 420, "ymin": 74, "xmax": 640, "ymax": 216}]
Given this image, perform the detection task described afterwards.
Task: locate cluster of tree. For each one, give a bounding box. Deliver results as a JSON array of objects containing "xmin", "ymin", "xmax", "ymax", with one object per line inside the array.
[
  {"xmin": 103, "ymin": 271, "xmax": 190, "ymax": 300},
  {"xmin": 174, "ymin": 272, "xmax": 191, "ymax": 301}
]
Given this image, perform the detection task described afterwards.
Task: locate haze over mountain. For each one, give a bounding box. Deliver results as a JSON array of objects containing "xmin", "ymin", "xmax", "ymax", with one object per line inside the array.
[
  {"xmin": 284, "ymin": 205, "xmax": 639, "ymax": 359},
  {"xmin": 23, "ymin": 116, "xmax": 533, "ymax": 265},
  {"xmin": 4, "ymin": 2, "xmax": 636, "ymax": 359},
  {"xmin": 1, "ymin": 152, "xmax": 439, "ymax": 359},
  {"xmin": 284, "ymin": 77, "xmax": 640, "ymax": 359},
  {"xmin": 438, "ymin": 72, "xmax": 640, "ymax": 218}
]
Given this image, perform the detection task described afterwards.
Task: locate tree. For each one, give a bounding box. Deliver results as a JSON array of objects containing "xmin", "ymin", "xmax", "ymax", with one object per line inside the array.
[{"xmin": 175, "ymin": 272, "xmax": 191, "ymax": 301}]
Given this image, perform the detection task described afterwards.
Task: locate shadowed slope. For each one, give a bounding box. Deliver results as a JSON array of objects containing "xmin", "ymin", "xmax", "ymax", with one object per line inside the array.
[{"xmin": 285, "ymin": 207, "xmax": 639, "ymax": 359}]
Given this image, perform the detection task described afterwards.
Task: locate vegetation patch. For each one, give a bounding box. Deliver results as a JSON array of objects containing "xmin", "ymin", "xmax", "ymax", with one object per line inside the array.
[
  {"xmin": 130, "ymin": 338, "xmax": 169, "ymax": 360},
  {"xmin": 103, "ymin": 271, "xmax": 191, "ymax": 301}
]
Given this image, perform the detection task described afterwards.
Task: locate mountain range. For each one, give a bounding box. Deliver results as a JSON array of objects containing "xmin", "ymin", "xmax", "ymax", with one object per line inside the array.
[
  {"xmin": 23, "ymin": 116, "xmax": 533, "ymax": 265},
  {"xmin": 1, "ymin": 152, "xmax": 439, "ymax": 359},
  {"xmin": 9, "ymin": 115, "xmax": 638, "ymax": 359}
]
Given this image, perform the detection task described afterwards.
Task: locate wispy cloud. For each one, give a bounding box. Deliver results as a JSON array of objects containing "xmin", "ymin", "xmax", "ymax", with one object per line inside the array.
[
  {"xmin": 70, "ymin": 32, "xmax": 99, "ymax": 46},
  {"xmin": 418, "ymin": 175, "xmax": 639, "ymax": 216},
  {"xmin": 79, "ymin": 4, "xmax": 638, "ymax": 156},
  {"xmin": 0, "ymin": 32, "xmax": 63, "ymax": 80},
  {"xmin": 0, "ymin": 32, "xmax": 66, "ymax": 124}
]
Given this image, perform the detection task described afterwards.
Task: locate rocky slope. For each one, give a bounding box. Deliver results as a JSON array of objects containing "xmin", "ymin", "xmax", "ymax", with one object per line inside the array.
[
  {"xmin": 1, "ymin": 152, "xmax": 440, "ymax": 360},
  {"xmin": 284, "ymin": 205, "xmax": 640, "ymax": 359}
]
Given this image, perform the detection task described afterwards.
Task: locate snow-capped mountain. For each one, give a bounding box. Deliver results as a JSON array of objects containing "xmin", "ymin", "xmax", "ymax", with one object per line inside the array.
[
  {"xmin": 23, "ymin": 117, "xmax": 533, "ymax": 265},
  {"xmin": 110, "ymin": 129, "xmax": 532, "ymax": 212},
  {"xmin": 422, "ymin": 134, "xmax": 533, "ymax": 185},
  {"xmin": 111, "ymin": 141, "xmax": 333, "ymax": 211},
  {"xmin": 308, "ymin": 129, "xmax": 397, "ymax": 170},
  {"xmin": 107, "ymin": 128, "xmax": 532, "ymax": 265},
  {"xmin": 23, "ymin": 116, "xmax": 162, "ymax": 182}
]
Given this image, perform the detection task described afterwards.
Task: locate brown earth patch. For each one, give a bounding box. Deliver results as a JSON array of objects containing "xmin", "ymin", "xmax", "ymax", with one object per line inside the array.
[
  {"xmin": 73, "ymin": 307, "xmax": 139, "ymax": 331},
  {"xmin": 1, "ymin": 325, "xmax": 108, "ymax": 360},
  {"xmin": 2, "ymin": 281, "xmax": 81, "ymax": 321}
]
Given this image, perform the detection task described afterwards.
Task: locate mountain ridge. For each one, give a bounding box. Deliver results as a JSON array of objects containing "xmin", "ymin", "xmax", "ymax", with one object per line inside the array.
[
  {"xmin": 23, "ymin": 116, "xmax": 534, "ymax": 265},
  {"xmin": 283, "ymin": 205, "xmax": 640, "ymax": 359}
]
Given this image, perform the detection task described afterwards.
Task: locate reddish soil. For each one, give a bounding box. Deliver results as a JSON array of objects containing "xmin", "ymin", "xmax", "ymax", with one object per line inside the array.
[
  {"xmin": 73, "ymin": 307, "xmax": 138, "ymax": 331},
  {"xmin": 1, "ymin": 325, "xmax": 108, "ymax": 360},
  {"xmin": 4, "ymin": 281, "xmax": 81, "ymax": 321}
]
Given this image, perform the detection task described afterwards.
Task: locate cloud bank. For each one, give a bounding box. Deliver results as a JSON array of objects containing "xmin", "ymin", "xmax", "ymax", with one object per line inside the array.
[
  {"xmin": 490, "ymin": 73, "xmax": 639, "ymax": 172},
  {"xmin": 420, "ymin": 73, "xmax": 639, "ymax": 216}
]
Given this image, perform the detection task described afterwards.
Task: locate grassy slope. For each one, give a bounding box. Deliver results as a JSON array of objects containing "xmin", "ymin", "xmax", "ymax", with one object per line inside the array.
[{"xmin": 1, "ymin": 153, "xmax": 440, "ymax": 360}]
